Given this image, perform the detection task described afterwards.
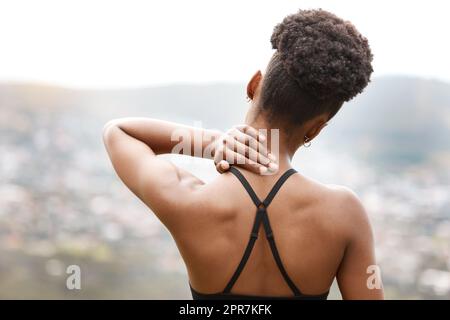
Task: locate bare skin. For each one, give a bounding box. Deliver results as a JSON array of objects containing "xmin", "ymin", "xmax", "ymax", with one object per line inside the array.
[{"xmin": 103, "ymin": 70, "xmax": 384, "ymax": 299}]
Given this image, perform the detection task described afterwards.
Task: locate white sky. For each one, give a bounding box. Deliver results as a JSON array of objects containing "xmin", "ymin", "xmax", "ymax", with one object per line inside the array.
[{"xmin": 0, "ymin": 0, "xmax": 449, "ymax": 89}]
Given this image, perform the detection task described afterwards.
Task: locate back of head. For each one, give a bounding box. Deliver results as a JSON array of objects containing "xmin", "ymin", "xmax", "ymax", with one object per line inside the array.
[{"xmin": 259, "ymin": 9, "xmax": 373, "ymax": 127}]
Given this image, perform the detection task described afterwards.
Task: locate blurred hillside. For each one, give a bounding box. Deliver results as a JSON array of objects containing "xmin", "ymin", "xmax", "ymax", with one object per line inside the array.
[
  {"xmin": 2, "ymin": 76, "xmax": 450, "ymax": 168},
  {"xmin": 0, "ymin": 76, "xmax": 449, "ymax": 299},
  {"xmin": 328, "ymin": 76, "xmax": 450, "ymax": 168}
]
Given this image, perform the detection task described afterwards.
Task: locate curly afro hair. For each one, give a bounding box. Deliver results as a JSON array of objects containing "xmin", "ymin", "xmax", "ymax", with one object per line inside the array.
[{"xmin": 259, "ymin": 9, "xmax": 373, "ymax": 126}]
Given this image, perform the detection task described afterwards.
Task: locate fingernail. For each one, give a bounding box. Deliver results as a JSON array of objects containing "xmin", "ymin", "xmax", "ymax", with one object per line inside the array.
[
  {"xmin": 259, "ymin": 166, "xmax": 268, "ymax": 174},
  {"xmin": 259, "ymin": 135, "xmax": 266, "ymax": 142},
  {"xmin": 261, "ymin": 157, "xmax": 270, "ymax": 165},
  {"xmin": 268, "ymin": 162, "xmax": 278, "ymax": 172}
]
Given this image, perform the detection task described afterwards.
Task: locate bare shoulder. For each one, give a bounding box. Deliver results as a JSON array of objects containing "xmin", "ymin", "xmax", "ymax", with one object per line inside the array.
[
  {"xmin": 325, "ymin": 184, "xmax": 367, "ymax": 218},
  {"xmin": 294, "ymin": 174, "xmax": 371, "ymax": 235},
  {"xmin": 327, "ymin": 186, "xmax": 373, "ymax": 248}
]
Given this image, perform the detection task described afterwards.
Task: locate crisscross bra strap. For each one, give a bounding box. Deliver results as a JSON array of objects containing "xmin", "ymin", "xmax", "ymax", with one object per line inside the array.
[
  {"xmin": 223, "ymin": 166, "xmax": 301, "ymax": 295},
  {"xmin": 223, "ymin": 206, "xmax": 264, "ymax": 294}
]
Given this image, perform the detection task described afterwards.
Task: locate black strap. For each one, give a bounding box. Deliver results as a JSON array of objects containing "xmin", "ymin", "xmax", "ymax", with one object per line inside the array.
[
  {"xmin": 228, "ymin": 167, "xmax": 261, "ymax": 206},
  {"xmin": 263, "ymin": 169, "xmax": 297, "ymax": 207},
  {"xmin": 223, "ymin": 207, "xmax": 264, "ymax": 293},
  {"xmin": 224, "ymin": 166, "xmax": 301, "ymax": 296},
  {"xmin": 261, "ymin": 210, "xmax": 301, "ymax": 295}
]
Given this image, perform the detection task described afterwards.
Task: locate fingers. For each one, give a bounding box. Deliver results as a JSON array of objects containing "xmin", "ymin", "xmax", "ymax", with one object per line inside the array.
[
  {"xmin": 213, "ymin": 143, "xmax": 226, "ymax": 167},
  {"xmin": 233, "ymin": 155, "xmax": 274, "ymax": 175},
  {"xmin": 223, "ymin": 134, "xmax": 271, "ymax": 166},
  {"xmin": 214, "ymin": 142, "xmax": 263, "ymax": 175},
  {"xmin": 227, "ymin": 126, "xmax": 271, "ymax": 164},
  {"xmin": 235, "ymin": 124, "xmax": 265, "ymax": 143},
  {"xmin": 222, "ymin": 148, "xmax": 278, "ymax": 175},
  {"xmin": 215, "ymin": 160, "xmax": 230, "ymax": 174},
  {"xmin": 232, "ymin": 125, "xmax": 266, "ymax": 147},
  {"xmin": 214, "ymin": 124, "xmax": 279, "ymax": 175},
  {"xmin": 238, "ymin": 125, "xmax": 277, "ymax": 162}
]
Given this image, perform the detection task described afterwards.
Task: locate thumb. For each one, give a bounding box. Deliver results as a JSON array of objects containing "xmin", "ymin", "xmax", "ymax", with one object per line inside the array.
[{"xmin": 215, "ymin": 160, "xmax": 230, "ymax": 174}]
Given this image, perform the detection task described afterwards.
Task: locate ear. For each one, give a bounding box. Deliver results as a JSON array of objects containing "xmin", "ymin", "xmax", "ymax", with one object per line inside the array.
[
  {"xmin": 305, "ymin": 115, "xmax": 329, "ymax": 141},
  {"xmin": 246, "ymin": 70, "xmax": 262, "ymax": 100}
]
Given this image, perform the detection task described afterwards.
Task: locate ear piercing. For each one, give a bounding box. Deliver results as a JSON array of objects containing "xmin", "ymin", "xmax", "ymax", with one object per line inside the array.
[{"xmin": 303, "ymin": 136, "xmax": 311, "ymax": 148}]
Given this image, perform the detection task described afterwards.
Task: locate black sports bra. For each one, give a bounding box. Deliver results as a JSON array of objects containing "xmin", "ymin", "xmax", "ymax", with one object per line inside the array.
[{"xmin": 190, "ymin": 166, "xmax": 329, "ymax": 300}]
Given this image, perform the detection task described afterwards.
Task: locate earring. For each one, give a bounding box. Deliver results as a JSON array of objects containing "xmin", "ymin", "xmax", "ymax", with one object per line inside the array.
[{"xmin": 303, "ymin": 135, "xmax": 311, "ymax": 148}]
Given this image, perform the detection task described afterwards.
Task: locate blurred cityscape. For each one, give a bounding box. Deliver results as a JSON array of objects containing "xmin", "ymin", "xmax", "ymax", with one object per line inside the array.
[{"xmin": 0, "ymin": 77, "xmax": 449, "ymax": 299}]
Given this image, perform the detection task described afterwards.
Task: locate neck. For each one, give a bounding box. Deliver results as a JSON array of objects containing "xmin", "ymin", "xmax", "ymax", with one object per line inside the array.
[{"xmin": 245, "ymin": 110, "xmax": 298, "ymax": 172}]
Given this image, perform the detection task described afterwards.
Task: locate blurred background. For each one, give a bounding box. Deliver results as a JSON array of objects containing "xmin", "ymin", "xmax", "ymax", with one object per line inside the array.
[{"xmin": 1, "ymin": 0, "xmax": 450, "ymax": 299}]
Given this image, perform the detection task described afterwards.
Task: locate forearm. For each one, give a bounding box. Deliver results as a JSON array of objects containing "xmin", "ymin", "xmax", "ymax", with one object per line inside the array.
[{"xmin": 103, "ymin": 117, "xmax": 222, "ymax": 159}]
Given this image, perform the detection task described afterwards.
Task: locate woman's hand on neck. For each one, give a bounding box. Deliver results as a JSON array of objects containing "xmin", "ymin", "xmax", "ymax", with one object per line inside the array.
[{"xmin": 244, "ymin": 112, "xmax": 298, "ymax": 173}]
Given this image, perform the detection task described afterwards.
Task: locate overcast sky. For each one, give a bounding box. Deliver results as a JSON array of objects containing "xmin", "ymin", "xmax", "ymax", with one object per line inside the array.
[{"xmin": 0, "ymin": 0, "xmax": 449, "ymax": 88}]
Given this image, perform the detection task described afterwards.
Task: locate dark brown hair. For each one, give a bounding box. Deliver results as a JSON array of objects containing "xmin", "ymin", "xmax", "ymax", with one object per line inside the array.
[{"xmin": 259, "ymin": 9, "xmax": 373, "ymax": 126}]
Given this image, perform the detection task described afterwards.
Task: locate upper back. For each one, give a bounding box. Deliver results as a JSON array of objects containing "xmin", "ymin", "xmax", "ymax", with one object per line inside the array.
[{"xmin": 172, "ymin": 167, "xmax": 353, "ymax": 297}]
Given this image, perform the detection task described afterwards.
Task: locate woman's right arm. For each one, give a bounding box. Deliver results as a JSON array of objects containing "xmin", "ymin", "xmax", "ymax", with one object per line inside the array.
[
  {"xmin": 104, "ymin": 118, "xmax": 273, "ymax": 173},
  {"xmin": 102, "ymin": 118, "xmax": 274, "ymax": 231}
]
